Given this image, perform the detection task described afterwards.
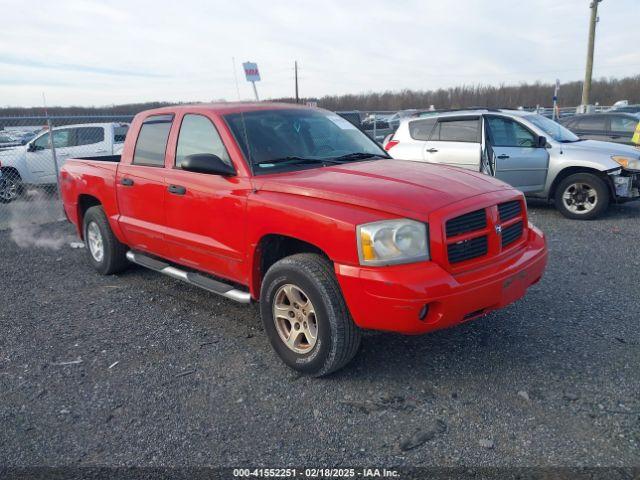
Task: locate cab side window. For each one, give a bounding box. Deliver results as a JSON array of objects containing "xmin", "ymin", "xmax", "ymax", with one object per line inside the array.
[
  {"xmin": 408, "ymin": 118, "xmax": 437, "ymax": 141},
  {"xmin": 486, "ymin": 117, "xmax": 536, "ymax": 147},
  {"xmin": 132, "ymin": 115, "xmax": 174, "ymax": 167},
  {"xmin": 175, "ymin": 114, "xmax": 231, "ymax": 168},
  {"xmin": 610, "ymin": 116, "xmax": 638, "ymax": 134},
  {"xmin": 74, "ymin": 127, "xmax": 105, "ymax": 147}
]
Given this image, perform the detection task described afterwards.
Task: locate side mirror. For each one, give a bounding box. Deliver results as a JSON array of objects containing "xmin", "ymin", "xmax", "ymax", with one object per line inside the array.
[
  {"xmin": 27, "ymin": 143, "xmax": 36, "ymax": 152},
  {"xmin": 536, "ymin": 135, "xmax": 548, "ymax": 148},
  {"xmin": 181, "ymin": 153, "xmax": 236, "ymax": 176}
]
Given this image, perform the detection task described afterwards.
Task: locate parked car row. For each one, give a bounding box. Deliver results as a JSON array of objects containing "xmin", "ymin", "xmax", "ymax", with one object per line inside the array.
[{"xmin": 0, "ymin": 122, "xmax": 129, "ymax": 203}]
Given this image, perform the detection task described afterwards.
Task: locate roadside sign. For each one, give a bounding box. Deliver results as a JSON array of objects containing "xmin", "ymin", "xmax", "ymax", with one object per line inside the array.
[
  {"xmin": 632, "ymin": 121, "xmax": 640, "ymax": 145},
  {"xmin": 242, "ymin": 62, "xmax": 260, "ymax": 82}
]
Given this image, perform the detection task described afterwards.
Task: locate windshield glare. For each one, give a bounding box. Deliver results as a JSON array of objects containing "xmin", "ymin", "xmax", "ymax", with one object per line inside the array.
[
  {"xmin": 224, "ymin": 109, "xmax": 386, "ymax": 173},
  {"xmin": 525, "ymin": 114, "xmax": 579, "ymax": 142}
]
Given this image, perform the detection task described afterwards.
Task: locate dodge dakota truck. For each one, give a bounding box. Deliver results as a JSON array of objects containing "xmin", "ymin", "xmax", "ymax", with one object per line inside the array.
[{"xmin": 60, "ymin": 103, "xmax": 548, "ymax": 376}]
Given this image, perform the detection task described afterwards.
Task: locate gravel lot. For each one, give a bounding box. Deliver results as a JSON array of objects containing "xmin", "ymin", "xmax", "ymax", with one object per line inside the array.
[{"xmin": 1, "ymin": 200, "xmax": 639, "ymax": 469}]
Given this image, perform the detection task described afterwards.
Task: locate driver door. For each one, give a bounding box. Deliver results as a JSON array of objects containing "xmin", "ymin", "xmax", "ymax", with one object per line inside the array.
[{"xmin": 484, "ymin": 115, "xmax": 549, "ymax": 194}]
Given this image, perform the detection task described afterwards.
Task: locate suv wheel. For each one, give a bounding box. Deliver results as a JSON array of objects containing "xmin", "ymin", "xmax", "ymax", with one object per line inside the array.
[
  {"xmin": 260, "ymin": 253, "xmax": 361, "ymax": 377},
  {"xmin": 82, "ymin": 206, "xmax": 129, "ymax": 275},
  {"xmin": 554, "ymin": 173, "xmax": 610, "ymax": 220}
]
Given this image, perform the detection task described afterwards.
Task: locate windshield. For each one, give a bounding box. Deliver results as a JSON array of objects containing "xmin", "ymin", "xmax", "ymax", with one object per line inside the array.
[
  {"xmin": 525, "ymin": 114, "xmax": 580, "ymax": 143},
  {"xmin": 224, "ymin": 108, "xmax": 387, "ymax": 174}
]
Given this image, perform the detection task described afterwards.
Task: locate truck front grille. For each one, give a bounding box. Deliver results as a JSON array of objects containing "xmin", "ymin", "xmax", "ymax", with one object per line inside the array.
[
  {"xmin": 445, "ymin": 209, "xmax": 486, "ymax": 238},
  {"xmin": 447, "ymin": 236, "xmax": 488, "ymax": 264},
  {"xmin": 441, "ymin": 197, "xmax": 526, "ymax": 270}
]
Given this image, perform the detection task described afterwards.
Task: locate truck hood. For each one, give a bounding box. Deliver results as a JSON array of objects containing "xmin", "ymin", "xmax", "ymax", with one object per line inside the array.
[
  {"xmin": 561, "ymin": 139, "xmax": 640, "ymax": 157},
  {"xmin": 254, "ymin": 159, "xmax": 512, "ymax": 218}
]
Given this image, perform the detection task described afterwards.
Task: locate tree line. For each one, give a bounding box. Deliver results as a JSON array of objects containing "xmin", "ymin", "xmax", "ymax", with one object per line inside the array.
[{"xmin": 1, "ymin": 75, "xmax": 638, "ymax": 116}]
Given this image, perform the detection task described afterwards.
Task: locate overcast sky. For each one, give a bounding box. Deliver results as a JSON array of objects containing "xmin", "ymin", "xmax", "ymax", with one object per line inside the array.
[{"xmin": 0, "ymin": 0, "xmax": 638, "ymax": 107}]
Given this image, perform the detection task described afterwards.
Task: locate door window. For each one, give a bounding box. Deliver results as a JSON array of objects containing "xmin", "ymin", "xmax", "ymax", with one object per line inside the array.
[
  {"xmin": 486, "ymin": 117, "xmax": 536, "ymax": 147},
  {"xmin": 32, "ymin": 129, "xmax": 72, "ymax": 150},
  {"xmin": 132, "ymin": 115, "xmax": 174, "ymax": 166},
  {"xmin": 610, "ymin": 116, "xmax": 638, "ymax": 134},
  {"xmin": 74, "ymin": 127, "xmax": 105, "ymax": 146},
  {"xmin": 434, "ymin": 119, "xmax": 479, "ymax": 142},
  {"xmin": 175, "ymin": 114, "xmax": 231, "ymax": 168},
  {"xmin": 408, "ymin": 118, "xmax": 437, "ymax": 140}
]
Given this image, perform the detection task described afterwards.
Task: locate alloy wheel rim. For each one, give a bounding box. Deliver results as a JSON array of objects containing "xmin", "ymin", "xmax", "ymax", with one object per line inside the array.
[
  {"xmin": 562, "ymin": 183, "xmax": 597, "ymax": 214},
  {"xmin": 0, "ymin": 178, "xmax": 18, "ymax": 201},
  {"xmin": 273, "ymin": 284, "xmax": 318, "ymax": 354},
  {"xmin": 87, "ymin": 222, "xmax": 104, "ymax": 262}
]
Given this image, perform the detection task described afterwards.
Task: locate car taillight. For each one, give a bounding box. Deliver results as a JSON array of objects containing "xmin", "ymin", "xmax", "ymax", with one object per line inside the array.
[{"xmin": 384, "ymin": 140, "xmax": 399, "ymax": 151}]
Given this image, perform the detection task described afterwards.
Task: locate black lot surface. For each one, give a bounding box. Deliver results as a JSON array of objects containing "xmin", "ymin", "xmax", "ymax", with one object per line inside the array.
[{"xmin": 1, "ymin": 201, "xmax": 639, "ymax": 468}]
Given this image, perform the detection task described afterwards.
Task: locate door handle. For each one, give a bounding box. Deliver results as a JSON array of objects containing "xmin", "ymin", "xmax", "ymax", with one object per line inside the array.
[
  {"xmin": 496, "ymin": 154, "xmax": 510, "ymax": 159},
  {"xmin": 120, "ymin": 177, "xmax": 134, "ymax": 187},
  {"xmin": 168, "ymin": 184, "xmax": 186, "ymax": 195},
  {"xmin": 426, "ymin": 148, "xmax": 439, "ymax": 153}
]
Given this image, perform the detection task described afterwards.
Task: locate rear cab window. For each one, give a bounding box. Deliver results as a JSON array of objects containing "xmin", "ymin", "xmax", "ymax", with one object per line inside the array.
[{"xmin": 132, "ymin": 114, "xmax": 174, "ymax": 166}]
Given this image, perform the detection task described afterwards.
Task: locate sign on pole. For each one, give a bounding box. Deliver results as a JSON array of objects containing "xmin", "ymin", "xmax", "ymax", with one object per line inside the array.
[
  {"xmin": 242, "ymin": 62, "xmax": 260, "ymax": 101},
  {"xmin": 552, "ymin": 78, "xmax": 560, "ymax": 121}
]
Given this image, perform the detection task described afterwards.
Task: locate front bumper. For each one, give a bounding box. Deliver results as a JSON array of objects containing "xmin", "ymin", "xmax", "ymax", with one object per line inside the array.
[
  {"xmin": 335, "ymin": 224, "xmax": 548, "ymax": 335},
  {"xmin": 611, "ymin": 170, "xmax": 640, "ymax": 202}
]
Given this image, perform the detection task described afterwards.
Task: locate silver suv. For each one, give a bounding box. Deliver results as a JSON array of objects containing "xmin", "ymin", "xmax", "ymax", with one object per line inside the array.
[{"xmin": 386, "ymin": 109, "xmax": 640, "ymax": 219}]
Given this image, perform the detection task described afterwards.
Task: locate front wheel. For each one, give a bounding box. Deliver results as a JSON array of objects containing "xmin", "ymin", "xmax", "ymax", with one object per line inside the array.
[
  {"xmin": 260, "ymin": 253, "xmax": 361, "ymax": 377},
  {"xmin": 554, "ymin": 173, "xmax": 610, "ymax": 220}
]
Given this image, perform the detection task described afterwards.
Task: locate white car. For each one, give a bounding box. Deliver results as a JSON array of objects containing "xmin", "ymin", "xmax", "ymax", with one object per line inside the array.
[{"xmin": 0, "ymin": 122, "xmax": 129, "ymax": 203}]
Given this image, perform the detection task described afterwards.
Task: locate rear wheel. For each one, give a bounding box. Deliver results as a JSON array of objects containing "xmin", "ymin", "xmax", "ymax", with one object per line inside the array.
[
  {"xmin": 82, "ymin": 206, "xmax": 129, "ymax": 275},
  {"xmin": 0, "ymin": 170, "xmax": 23, "ymax": 203},
  {"xmin": 554, "ymin": 173, "xmax": 610, "ymax": 220},
  {"xmin": 260, "ymin": 253, "xmax": 361, "ymax": 377}
]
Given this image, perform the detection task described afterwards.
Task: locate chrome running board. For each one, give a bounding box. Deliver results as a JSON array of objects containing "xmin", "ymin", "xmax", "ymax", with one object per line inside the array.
[{"xmin": 126, "ymin": 251, "xmax": 251, "ymax": 304}]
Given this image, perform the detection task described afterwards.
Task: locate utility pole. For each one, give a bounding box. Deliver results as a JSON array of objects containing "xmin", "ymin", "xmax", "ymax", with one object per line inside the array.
[
  {"xmin": 581, "ymin": 0, "xmax": 602, "ymax": 108},
  {"xmin": 294, "ymin": 61, "xmax": 299, "ymax": 104}
]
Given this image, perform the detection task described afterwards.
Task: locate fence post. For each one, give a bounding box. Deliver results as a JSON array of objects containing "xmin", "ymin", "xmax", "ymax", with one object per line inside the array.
[
  {"xmin": 45, "ymin": 116, "xmax": 63, "ymax": 204},
  {"xmin": 373, "ymin": 113, "xmax": 377, "ymax": 141}
]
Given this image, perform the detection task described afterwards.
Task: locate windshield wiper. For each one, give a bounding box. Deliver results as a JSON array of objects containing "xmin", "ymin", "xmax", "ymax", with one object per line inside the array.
[
  {"xmin": 257, "ymin": 156, "xmax": 343, "ymax": 168},
  {"xmin": 332, "ymin": 152, "xmax": 385, "ymax": 161}
]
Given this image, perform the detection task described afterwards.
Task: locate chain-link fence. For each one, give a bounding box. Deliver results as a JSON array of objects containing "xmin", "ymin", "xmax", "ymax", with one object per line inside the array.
[{"xmin": 0, "ymin": 115, "xmax": 132, "ymax": 244}]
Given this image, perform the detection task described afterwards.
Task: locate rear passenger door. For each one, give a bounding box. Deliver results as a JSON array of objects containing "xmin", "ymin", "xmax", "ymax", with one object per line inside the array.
[
  {"xmin": 484, "ymin": 115, "xmax": 549, "ymax": 194},
  {"xmin": 115, "ymin": 114, "xmax": 173, "ymax": 256},
  {"xmin": 423, "ymin": 117, "xmax": 481, "ymax": 170}
]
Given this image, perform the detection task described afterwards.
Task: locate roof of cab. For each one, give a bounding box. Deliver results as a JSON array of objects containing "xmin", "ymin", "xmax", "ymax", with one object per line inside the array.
[{"xmin": 137, "ymin": 102, "xmax": 313, "ymax": 117}]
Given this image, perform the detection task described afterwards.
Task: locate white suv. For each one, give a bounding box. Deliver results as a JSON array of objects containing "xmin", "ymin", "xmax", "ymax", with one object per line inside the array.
[{"xmin": 385, "ymin": 109, "xmax": 640, "ymax": 219}]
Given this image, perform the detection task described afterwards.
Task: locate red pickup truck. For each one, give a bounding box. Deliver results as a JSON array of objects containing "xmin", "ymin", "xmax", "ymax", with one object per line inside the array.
[{"xmin": 60, "ymin": 103, "xmax": 548, "ymax": 376}]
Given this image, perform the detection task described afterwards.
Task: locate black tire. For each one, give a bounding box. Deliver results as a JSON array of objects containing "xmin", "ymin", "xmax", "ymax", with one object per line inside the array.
[
  {"xmin": 554, "ymin": 172, "xmax": 610, "ymax": 220},
  {"xmin": 82, "ymin": 206, "xmax": 129, "ymax": 275},
  {"xmin": 260, "ymin": 253, "xmax": 361, "ymax": 377},
  {"xmin": 0, "ymin": 169, "xmax": 23, "ymax": 203}
]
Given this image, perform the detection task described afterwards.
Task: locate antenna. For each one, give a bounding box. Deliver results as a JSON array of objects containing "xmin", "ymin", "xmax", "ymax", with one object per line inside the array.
[{"xmin": 232, "ymin": 57, "xmax": 241, "ymax": 101}]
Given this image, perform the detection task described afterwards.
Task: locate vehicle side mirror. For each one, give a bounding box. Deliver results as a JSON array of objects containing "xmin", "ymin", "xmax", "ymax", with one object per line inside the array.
[
  {"xmin": 181, "ymin": 153, "xmax": 236, "ymax": 176},
  {"xmin": 535, "ymin": 135, "xmax": 548, "ymax": 148},
  {"xmin": 27, "ymin": 143, "xmax": 36, "ymax": 152}
]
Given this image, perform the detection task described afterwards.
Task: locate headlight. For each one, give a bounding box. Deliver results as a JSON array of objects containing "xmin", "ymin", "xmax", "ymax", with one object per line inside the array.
[
  {"xmin": 357, "ymin": 219, "xmax": 429, "ymax": 266},
  {"xmin": 611, "ymin": 155, "xmax": 640, "ymax": 171}
]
